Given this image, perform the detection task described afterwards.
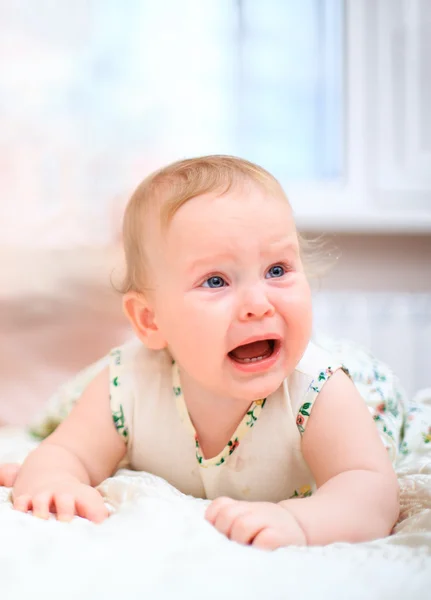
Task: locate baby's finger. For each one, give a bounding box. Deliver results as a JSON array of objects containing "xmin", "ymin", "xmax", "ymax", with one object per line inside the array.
[
  {"xmin": 76, "ymin": 489, "xmax": 109, "ymax": 523},
  {"xmin": 229, "ymin": 512, "xmax": 268, "ymax": 545},
  {"xmin": 0, "ymin": 463, "xmax": 20, "ymax": 488},
  {"xmin": 205, "ymin": 496, "xmax": 237, "ymax": 525},
  {"xmin": 252, "ymin": 527, "xmax": 284, "ymax": 551},
  {"xmin": 53, "ymin": 492, "xmax": 76, "ymax": 522},
  {"xmin": 13, "ymin": 494, "xmax": 31, "ymax": 513},
  {"xmin": 32, "ymin": 492, "xmax": 53, "ymax": 520},
  {"xmin": 212, "ymin": 502, "xmax": 251, "ymax": 538}
]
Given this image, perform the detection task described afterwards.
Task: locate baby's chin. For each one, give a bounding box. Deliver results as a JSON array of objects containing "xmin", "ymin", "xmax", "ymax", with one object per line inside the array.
[{"xmin": 230, "ymin": 373, "xmax": 286, "ymax": 403}]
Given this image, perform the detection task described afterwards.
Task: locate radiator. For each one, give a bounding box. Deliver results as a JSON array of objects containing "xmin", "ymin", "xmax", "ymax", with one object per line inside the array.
[{"xmin": 312, "ymin": 292, "xmax": 431, "ymax": 397}]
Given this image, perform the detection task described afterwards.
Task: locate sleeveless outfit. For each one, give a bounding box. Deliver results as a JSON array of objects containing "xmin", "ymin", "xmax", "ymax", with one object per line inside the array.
[{"xmin": 108, "ymin": 339, "xmax": 394, "ymax": 502}]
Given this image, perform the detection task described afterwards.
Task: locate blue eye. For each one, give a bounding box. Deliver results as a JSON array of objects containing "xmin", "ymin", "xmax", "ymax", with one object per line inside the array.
[
  {"xmin": 266, "ymin": 265, "xmax": 285, "ymax": 279},
  {"xmin": 203, "ymin": 276, "xmax": 226, "ymax": 288}
]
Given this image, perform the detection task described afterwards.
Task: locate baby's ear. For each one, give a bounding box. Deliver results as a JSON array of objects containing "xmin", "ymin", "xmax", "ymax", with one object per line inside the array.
[{"xmin": 122, "ymin": 292, "xmax": 167, "ymax": 350}]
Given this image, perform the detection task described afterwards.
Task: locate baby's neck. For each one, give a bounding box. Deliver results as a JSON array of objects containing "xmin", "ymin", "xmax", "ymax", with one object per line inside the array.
[{"xmin": 178, "ymin": 371, "xmax": 253, "ymax": 460}]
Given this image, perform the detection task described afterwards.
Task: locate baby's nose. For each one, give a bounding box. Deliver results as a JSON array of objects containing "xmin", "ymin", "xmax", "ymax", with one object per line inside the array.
[{"xmin": 238, "ymin": 287, "xmax": 275, "ymax": 320}]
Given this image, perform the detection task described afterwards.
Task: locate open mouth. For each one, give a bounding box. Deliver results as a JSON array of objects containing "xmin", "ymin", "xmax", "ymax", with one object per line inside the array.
[{"xmin": 228, "ymin": 339, "xmax": 279, "ymax": 364}]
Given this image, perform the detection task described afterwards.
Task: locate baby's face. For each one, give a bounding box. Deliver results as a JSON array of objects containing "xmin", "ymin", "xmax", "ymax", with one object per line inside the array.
[{"xmin": 146, "ymin": 182, "xmax": 312, "ymax": 402}]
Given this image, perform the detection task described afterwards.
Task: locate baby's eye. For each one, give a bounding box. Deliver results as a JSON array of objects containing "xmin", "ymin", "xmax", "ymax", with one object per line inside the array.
[
  {"xmin": 266, "ymin": 264, "xmax": 286, "ymax": 279},
  {"xmin": 202, "ymin": 276, "xmax": 226, "ymax": 288}
]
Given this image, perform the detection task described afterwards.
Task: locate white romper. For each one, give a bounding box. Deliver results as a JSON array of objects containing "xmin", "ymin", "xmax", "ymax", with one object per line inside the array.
[{"xmin": 109, "ymin": 339, "xmax": 354, "ymax": 502}]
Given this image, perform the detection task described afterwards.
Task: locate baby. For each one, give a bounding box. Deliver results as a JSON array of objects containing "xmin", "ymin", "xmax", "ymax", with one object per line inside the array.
[{"xmin": 0, "ymin": 156, "xmax": 399, "ymax": 549}]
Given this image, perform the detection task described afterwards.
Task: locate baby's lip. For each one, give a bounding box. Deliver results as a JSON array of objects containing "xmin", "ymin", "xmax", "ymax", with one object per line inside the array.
[{"xmin": 228, "ymin": 334, "xmax": 282, "ymax": 354}]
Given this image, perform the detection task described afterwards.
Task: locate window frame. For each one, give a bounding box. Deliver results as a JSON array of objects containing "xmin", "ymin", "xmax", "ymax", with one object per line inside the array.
[{"xmin": 286, "ymin": 0, "xmax": 431, "ymax": 234}]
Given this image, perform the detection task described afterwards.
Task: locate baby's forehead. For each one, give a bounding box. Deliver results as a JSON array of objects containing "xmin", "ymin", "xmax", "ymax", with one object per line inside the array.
[
  {"xmin": 164, "ymin": 188, "xmax": 297, "ymax": 249},
  {"xmin": 143, "ymin": 174, "xmax": 293, "ymax": 236},
  {"xmin": 139, "ymin": 180, "xmax": 299, "ymax": 278},
  {"xmin": 169, "ymin": 184, "xmax": 293, "ymax": 226}
]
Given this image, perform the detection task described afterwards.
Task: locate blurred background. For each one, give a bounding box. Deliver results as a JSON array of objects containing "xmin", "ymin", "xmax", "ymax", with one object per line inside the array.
[{"xmin": 1, "ymin": 0, "xmax": 430, "ymax": 425}]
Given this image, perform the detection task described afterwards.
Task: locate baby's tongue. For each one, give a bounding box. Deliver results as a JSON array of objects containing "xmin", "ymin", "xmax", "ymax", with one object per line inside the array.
[{"xmin": 230, "ymin": 340, "xmax": 270, "ymax": 360}]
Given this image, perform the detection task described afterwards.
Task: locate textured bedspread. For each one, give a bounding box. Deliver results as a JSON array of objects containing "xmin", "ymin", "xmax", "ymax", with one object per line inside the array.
[{"xmin": 1, "ymin": 419, "xmax": 431, "ymax": 600}]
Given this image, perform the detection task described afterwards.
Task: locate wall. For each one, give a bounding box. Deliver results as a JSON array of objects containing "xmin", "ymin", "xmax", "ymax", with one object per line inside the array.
[
  {"xmin": 309, "ymin": 234, "xmax": 431, "ymax": 396},
  {"xmin": 316, "ymin": 234, "xmax": 431, "ymax": 293}
]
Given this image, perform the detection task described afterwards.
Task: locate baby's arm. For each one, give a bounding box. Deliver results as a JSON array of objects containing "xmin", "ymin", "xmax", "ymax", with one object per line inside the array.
[
  {"xmin": 206, "ymin": 369, "xmax": 399, "ymax": 549},
  {"xmin": 12, "ymin": 367, "xmax": 126, "ymax": 522},
  {"xmin": 279, "ymin": 369, "xmax": 400, "ymax": 544}
]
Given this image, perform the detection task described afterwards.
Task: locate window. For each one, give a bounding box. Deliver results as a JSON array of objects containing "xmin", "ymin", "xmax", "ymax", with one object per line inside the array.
[
  {"xmin": 0, "ymin": 0, "xmax": 429, "ymax": 247},
  {"xmin": 236, "ymin": 0, "xmax": 344, "ymax": 181}
]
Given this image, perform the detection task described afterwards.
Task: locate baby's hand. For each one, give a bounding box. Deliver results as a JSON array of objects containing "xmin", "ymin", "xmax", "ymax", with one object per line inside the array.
[
  {"xmin": 0, "ymin": 463, "xmax": 21, "ymax": 488},
  {"xmin": 205, "ymin": 497, "xmax": 307, "ymax": 550},
  {"xmin": 12, "ymin": 479, "xmax": 109, "ymax": 523}
]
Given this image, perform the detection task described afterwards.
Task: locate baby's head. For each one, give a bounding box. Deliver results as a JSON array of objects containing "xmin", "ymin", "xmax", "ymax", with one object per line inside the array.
[{"xmin": 121, "ymin": 155, "xmax": 313, "ymax": 402}]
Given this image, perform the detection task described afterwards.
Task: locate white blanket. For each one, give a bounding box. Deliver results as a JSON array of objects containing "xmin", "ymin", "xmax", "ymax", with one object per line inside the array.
[{"xmin": 1, "ymin": 425, "xmax": 431, "ymax": 600}]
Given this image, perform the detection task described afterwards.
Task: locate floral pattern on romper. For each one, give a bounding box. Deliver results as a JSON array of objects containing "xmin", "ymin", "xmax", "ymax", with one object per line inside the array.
[
  {"xmin": 109, "ymin": 347, "xmax": 129, "ymax": 441},
  {"xmin": 295, "ymin": 365, "xmax": 349, "ymax": 435},
  {"xmin": 289, "ymin": 485, "xmax": 313, "ymax": 499},
  {"xmin": 295, "ymin": 342, "xmax": 402, "ymax": 462},
  {"xmin": 290, "ymin": 349, "xmax": 428, "ymax": 498},
  {"xmin": 311, "ymin": 335, "xmax": 431, "ymax": 464},
  {"xmin": 171, "ymin": 358, "xmax": 266, "ymax": 468},
  {"xmin": 291, "ymin": 363, "xmax": 347, "ymax": 499},
  {"xmin": 398, "ymin": 389, "xmax": 431, "ymax": 460}
]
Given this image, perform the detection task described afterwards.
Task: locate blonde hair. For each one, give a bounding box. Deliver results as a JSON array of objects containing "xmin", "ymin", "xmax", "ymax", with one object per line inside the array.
[{"xmin": 119, "ymin": 155, "xmax": 333, "ymax": 294}]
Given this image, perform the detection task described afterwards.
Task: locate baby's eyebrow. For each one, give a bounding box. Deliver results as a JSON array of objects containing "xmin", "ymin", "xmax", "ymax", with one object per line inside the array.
[
  {"xmin": 187, "ymin": 252, "xmax": 235, "ymax": 273},
  {"xmin": 263, "ymin": 240, "xmax": 300, "ymax": 255},
  {"xmin": 187, "ymin": 241, "xmax": 299, "ymax": 274}
]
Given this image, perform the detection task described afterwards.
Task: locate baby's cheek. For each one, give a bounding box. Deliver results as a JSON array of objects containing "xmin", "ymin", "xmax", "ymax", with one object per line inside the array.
[
  {"xmin": 285, "ymin": 299, "xmax": 313, "ymax": 360},
  {"xmin": 293, "ymin": 284, "xmax": 313, "ymax": 331},
  {"xmin": 300, "ymin": 301, "xmax": 313, "ymax": 338}
]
